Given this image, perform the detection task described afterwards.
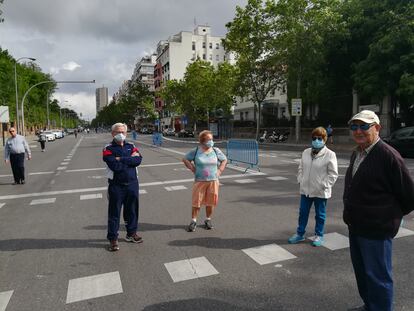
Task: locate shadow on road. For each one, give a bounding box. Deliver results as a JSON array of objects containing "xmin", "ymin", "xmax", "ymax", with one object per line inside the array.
[
  {"xmin": 84, "ymin": 222, "xmax": 185, "ymax": 232},
  {"xmin": 141, "ymin": 298, "xmax": 259, "ymax": 311},
  {"xmin": 0, "ymin": 238, "xmax": 106, "ymax": 251}
]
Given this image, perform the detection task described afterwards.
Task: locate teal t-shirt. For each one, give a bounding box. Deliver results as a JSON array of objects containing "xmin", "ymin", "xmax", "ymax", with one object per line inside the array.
[{"xmin": 185, "ymin": 147, "xmax": 227, "ymax": 181}]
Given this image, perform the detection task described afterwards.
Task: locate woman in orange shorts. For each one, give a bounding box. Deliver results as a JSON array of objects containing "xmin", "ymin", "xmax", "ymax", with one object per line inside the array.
[{"xmin": 182, "ymin": 130, "xmax": 227, "ymax": 232}]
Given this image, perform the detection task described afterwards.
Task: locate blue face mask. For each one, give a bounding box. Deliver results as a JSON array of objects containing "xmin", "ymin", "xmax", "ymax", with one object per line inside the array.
[
  {"xmin": 204, "ymin": 140, "xmax": 214, "ymax": 148},
  {"xmin": 312, "ymin": 138, "xmax": 325, "ymax": 149}
]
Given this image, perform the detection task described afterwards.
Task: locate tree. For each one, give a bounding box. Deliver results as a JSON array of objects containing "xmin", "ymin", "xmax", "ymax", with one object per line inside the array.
[{"xmin": 223, "ymin": 0, "xmax": 286, "ymax": 139}]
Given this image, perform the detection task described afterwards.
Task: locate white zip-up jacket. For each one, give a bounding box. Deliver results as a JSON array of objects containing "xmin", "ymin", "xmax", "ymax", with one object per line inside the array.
[{"xmin": 297, "ymin": 146, "xmax": 338, "ymax": 199}]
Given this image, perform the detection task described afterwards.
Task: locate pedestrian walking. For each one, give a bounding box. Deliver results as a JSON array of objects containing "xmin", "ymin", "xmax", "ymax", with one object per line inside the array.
[
  {"xmin": 326, "ymin": 124, "xmax": 333, "ymax": 144},
  {"xmin": 74, "ymin": 129, "xmax": 78, "ymax": 138},
  {"xmin": 288, "ymin": 126, "xmax": 338, "ymax": 247},
  {"xmin": 38, "ymin": 132, "xmax": 47, "ymax": 152},
  {"xmin": 4, "ymin": 127, "xmax": 32, "ymax": 185},
  {"xmin": 132, "ymin": 129, "xmax": 137, "ymax": 140},
  {"xmin": 344, "ymin": 110, "xmax": 414, "ymax": 311},
  {"xmin": 103, "ymin": 123, "xmax": 143, "ymax": 252},
  {"xmin": 182, "ymin": 130, "xmax": 227, "ymax": 232}
]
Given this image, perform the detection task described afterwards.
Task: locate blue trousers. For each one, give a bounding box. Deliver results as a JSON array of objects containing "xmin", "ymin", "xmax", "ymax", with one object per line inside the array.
[
  {"xmin": 107, "ymin": 182, "xmax": 139, "ymax": 241},
  {"xmin": 296, "ymin": 195, "xmax": 327, "ymax": 237},
  {"xmin": 349, "ymin": 233, "xmax": 393, "ymax": 311}
]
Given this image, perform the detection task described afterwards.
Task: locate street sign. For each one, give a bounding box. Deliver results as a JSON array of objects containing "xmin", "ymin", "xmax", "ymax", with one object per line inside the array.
[
  {"xmin": 181, "ymin": 116, "xmax": 188, "ymax": 125},
  {"xmin": 0, "ymin": 106, "xmax": 10, "ymax": 123},
  {"xmin": 154, "ymin": 119, "xmax": 160, "ymax": 126},
  {"xmin": 291, "ymin": 98, "xmax": 302, "ymax": 116}
]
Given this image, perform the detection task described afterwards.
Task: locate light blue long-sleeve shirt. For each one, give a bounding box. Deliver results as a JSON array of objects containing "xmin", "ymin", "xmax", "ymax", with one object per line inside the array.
[{"xmin": 4, "ymin": 134, "xmax": 31, "ymax": 160}]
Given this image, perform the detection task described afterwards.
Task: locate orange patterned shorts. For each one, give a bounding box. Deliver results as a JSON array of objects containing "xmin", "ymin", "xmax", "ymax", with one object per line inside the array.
[{"xmin": 191, "ymin": 180, "xmax": 219, "ymax": 208}]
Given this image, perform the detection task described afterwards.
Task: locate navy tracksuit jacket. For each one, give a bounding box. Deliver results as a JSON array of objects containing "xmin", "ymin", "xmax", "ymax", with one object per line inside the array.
[{"xmin": 103, "ymin": 140, "xmax": 142, "ymax": 240}]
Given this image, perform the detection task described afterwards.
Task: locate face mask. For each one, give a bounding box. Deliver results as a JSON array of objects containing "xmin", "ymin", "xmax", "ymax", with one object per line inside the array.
[
  {"xmin": 312, "ymin": 139, "xmax": 325, "ymax": 149},
  {"xmin": 114, "ymin": 133, "xmax": 126, "ymax": 142},
  {"xmin": 204, "ymin": 140, "xmax": 214, "ymax": 148}
]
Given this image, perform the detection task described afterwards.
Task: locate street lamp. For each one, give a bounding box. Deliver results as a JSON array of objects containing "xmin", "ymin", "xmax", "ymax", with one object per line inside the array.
[
  {"xmin": 14, "ymin": 57, "xmax": 36, "ymax": 133},
  {"xmin": 20, "ymin": 79, "xmax": 95, "ymax": 135}
]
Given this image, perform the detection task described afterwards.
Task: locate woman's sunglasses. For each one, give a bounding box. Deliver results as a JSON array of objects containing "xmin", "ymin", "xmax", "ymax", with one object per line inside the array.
[{"xmin": 350, "ymin": 123, "xmax": 374, "ymax": 131}]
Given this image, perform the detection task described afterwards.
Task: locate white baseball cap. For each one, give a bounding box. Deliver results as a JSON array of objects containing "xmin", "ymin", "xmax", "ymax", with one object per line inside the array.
[{"xmin": 349, "ymin": 110, "xmax": 380, "ymax": 125}]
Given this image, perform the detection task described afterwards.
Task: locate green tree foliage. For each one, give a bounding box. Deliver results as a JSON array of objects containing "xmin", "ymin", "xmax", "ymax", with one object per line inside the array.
[
  {"xmin": 159, "ymin": 60, "xmax": 237, "ymax": 130},
  {"xmin": 223, "ymin": 0, "xmax": 287, "ymax": 138},
  {"xmin": 0, "ymin": 48, "xmax": 72, "ymax": 129}
]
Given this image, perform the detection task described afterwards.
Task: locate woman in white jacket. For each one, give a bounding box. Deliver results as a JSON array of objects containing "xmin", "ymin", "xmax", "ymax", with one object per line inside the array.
[{"xmin": 288, "ymin": 127, "xmax": 338, "ymax": 247}]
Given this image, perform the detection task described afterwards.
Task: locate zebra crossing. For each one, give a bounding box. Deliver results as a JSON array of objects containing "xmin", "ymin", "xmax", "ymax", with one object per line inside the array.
[{"xmin": 2, "ymin": 228, "xmax": 414, "ymax": 309}]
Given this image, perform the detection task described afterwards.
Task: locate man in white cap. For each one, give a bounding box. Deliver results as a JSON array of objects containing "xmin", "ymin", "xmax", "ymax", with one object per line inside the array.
[{"xmin": 343, "ymin": 110, "xmax": 414, "ymax": 311}]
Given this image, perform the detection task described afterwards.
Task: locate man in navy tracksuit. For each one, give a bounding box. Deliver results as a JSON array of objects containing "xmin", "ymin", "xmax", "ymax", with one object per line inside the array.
[{"xmin": 103, "ymin": 123, "xmax": 143, "ymax": 251}]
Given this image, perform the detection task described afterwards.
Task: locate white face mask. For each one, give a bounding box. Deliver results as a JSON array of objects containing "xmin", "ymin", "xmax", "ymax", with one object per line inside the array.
[{"xmin": 114, "ymin": 133, "xmax": 126, "ymax": 142}]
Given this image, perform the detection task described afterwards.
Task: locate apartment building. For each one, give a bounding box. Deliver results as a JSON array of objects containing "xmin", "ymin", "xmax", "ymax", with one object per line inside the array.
[
  {"xmin": 95, "ymin": 86, "xmax": 108, "ymax": 113},
  {"xmin": 155, "ymin": 25, "xmax": 235, "ymax": 130},
  {"xmin": 131, "ymin": 54, "xmax": 157, "ymax": 92}
]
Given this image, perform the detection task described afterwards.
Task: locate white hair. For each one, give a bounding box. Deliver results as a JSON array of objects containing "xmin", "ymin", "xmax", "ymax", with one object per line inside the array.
[{"xmin": 111, "ymin": 123, "xmax": 127, "ymax": 132}]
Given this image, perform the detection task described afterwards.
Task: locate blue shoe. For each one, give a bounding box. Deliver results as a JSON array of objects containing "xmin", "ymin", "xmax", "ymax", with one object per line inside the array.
[
  {"xmin": 288, "ymin": 234, "xmax": 305, "ymax": 244},
  {"xmin": 312, "ymin": 236, "xmax": 324, "ymax": 247}
]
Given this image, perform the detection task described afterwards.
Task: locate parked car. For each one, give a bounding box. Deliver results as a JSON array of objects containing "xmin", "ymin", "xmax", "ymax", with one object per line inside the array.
[
  {"xmin": 163, "ymin": 128, "xmax": 176, "ymax": 136},
  {"xmin": 140, "ymin": 127, "xmax": 153, "ymax": 134},
  {"xmin": 178, "ymin": 129, "xmax": 195, "ymax": 138},
  {"xmin": 41, "ymin": 131, "xmax": 56, "ymax": 141},
  {"xmin": 50, "ymin": 129, "xmax": 64, "ymax": 139},
  {"xmin": 383, "ymin": 126, "xmax": 414, "ymax": 158}
]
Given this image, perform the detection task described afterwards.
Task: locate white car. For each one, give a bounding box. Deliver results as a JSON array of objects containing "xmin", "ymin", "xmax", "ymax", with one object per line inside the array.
[
  {"xmin": 50, "ymin": 129, "xmax": 64, "ymax": 139},
  {"xmin": 42, "ymin": 131, "xmax": 56, "ymax": 141}
]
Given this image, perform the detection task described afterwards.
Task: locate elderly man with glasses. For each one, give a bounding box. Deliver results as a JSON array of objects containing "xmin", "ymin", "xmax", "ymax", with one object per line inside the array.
[
  {"xmin": 344, "ymin": 110, "xmax": 414, "ymax": 311},
  {"xmin": 103, "ymin": 123, "xmax": 143, "ymax": 252},
  {"xmin": 4, "ymin": 127, "xmax": 31, "ymax": 185}
]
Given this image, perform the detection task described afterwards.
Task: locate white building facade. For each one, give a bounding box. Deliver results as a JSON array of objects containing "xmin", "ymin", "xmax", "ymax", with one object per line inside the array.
[
  {"xmin": 155, "ymin": 25, "xmax": 235, "ymax": 130},
  {"xmin": 131, "ymin": 54, "xmax": 157, "ymax": 92},
  {"xmin": 95, "ymin": 86, "xmax": 108, "ymax": 113}
]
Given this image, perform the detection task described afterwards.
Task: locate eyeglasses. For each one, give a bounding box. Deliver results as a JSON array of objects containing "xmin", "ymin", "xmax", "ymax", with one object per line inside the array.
[
  {"xmin": 350, "ymin": 123, "xmax": 374, "ymax": 131},
  {"xmin": 312, "ymin": 136, "xmax": 323, "ymax": 141}
]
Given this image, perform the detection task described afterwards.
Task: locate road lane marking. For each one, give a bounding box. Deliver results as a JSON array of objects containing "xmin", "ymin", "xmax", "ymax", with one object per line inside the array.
[
  {"xmin": 0, "ymin": 173, "xmax": 273, "ymax": 200},
  {"xmin": 65, "ymin": 162, "xmax": 184, "ymax": 173},
  {"xmin": 61, "ymin": 162, "xmax": 69, "ymax": 165},
  {"xmin": 139, "ymin": 190, "xmax": 147, "ymax": 194},
  {"xmin": 80, "ymin": 193, "xmax": 102, "ymax": 200},
  {"xmin": 234, "ymin": 179, "xmax": 256, "ymax": 184},
  {"xmin": 164, "ymin": 257, "xmax": 219, "ymax": 283},
  {"xmin": 395, "ymin": 227, "xmax": 414, "ymax": 238},
  {"xmin": 30, "ymin": 198, "xmax": 56, "ymax": 205},
  {"xmin": 0, "ymin": 203, "xmax": 5, "ymax": 209},
  {"xmin": 0, "ymin": 290, "xmax": 14, "ymax": 311},
  {"xmin": 57, "ymin": 166, "xmax": 67, "ymax": 170},
  {"xmin": 66, "ymin": 271, "xmax": 123, "ymax": 304},
  {"xmin": 267, "ymin": 176, "xmax": 288, "ymax": 181},
  {"xmin": 242, "ymin": 244, "xmax": 297, "ymax": 265},
  {"xmin": 308, "ymin": 232, "xmax": 349, "ymax": 250},
  {"xmin": 165, "ymin": 185, "xmax": 187, "ymax": 191}
]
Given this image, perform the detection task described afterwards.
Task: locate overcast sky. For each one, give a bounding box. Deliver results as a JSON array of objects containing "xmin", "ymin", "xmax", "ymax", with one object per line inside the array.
[{"xmin": 0, "ymin": 0, "xmax": 247, "ymax": 120}]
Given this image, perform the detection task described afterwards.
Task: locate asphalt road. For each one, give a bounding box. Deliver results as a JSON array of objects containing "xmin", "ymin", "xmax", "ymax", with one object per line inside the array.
[{"xmin": 0, "ymin": 133, "xmax": 413, "ymax": 311}]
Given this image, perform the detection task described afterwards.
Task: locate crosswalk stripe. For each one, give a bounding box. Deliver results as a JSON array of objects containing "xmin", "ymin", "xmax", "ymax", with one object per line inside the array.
[
  {"xmin": 165, "ymin": 185, "xmax": 187, "ymax": 191},
  {"xmin": 242, "ymin": 244, "xmax": 297, "ymax": 265},
  {"xmin": 139, "ymin": 189, "xmax": 147, "ymax": 194},
  {"xmin": 164, "ymin": 256, "xmax": 219, "ymax": 283},
  {"xmin": 80, "ymin": 193, "xmax": 102, "ymax": 200},
  {"xmin": 30, "ymin": 198, "xmax": 56, "ymax": 205},
  {"xmin": 0, "ymin": 290, "xmax": 14, "ymax": 311},
  {"xmin": 0, "ymin": 203, "xmax": 5, "ymax": 209},
  {"xmin": 234, "ymin": 179, "xmax": 256, "ymax": 184},
  {"xmin": 395, "ymin": 227, "xmax": 414, "ymax": 239},
  {"xmin": 66, "ymin": 271, "xmax": 123, "ymax": 304},
  {"xmin": 267, "ymin": 176, "xmax": 288, "ymax": 181},
  {"xmin": 57, "ymin": 166, "xmax": 67, "ymax": 170},
  {"xmin": 308, "ymin": 232, "xmax": 349, "ymax": 250}
]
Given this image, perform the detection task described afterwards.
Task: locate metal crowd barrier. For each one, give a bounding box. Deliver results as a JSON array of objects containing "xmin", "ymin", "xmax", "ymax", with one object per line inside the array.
[
  {"xmin": 226, "ymin": 139, "xmax": 260, "ymax": 172},
  {"xmin": 152, "ymin": 132, "xmax": 163, "ymax": 146}
]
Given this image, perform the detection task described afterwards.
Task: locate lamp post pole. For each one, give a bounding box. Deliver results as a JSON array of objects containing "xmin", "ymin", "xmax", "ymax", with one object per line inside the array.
[
  {"xmin": 14, "ymin": 57, "xmax": 36, "ymax": 133},
  {"xmin": 20, "ymin": 80, "xmax": 95, "ymax": 135}
]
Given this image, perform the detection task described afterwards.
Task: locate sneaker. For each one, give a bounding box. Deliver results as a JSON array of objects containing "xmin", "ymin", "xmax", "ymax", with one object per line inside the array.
[
  {"xmin": 125, "ymin": 233, "xmax": 143, "ymax": 243},
  {"xmin": 187, "ymin": 221, "xmax": 197, "ymax": 232},
  {"xmin": 204, "ymin": 219, "xmax": 213, "ymax": 230},
  {"xmin": 288, "ymin": 234, "xmax": 305, "ymax": 244},
  {"xmin": 20, "ymin": 180, "xmax": 25, "ymax": 185},
  {"xmin": 312, "ymin": 236, "xmax": 324, "ymax": 247},
  {"xmin": 108, "ymin": 240, "xmax": 119, "ymax": 252}
]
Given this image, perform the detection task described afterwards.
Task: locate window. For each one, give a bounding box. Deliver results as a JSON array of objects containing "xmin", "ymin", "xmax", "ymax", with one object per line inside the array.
[
  {"xmin": 209, "ymin": 54, "xmax": 212, "ymax": 60},
  {"xmin": 203, "ymin": 54, "xmax": 206, "ymax": 60},
  {"xmin": 202, "ymin": 42, "xmax": 206, "ymax": 48},
  {"xmin": 224, "ymin": 55, "xmax": 226, "ymax": 61},
  {"xmin": 216, "ymin": 43, "xmax": 220, "ymax": 49},
  {"xmin": 394, "ymin": 128, "xmax": 414, "ymax": 139},
  {"xmin": 216, "ymin": 55, "xmax": 219, "ymax": 61},
  {"xmin": 245, "ymin": 111, "xmax": 249, "ymax": 120},
  {"xmin": 192, "ymin": 42, "xmax": 195, "ymax": 51},
  {"xmin": 240, "ymin": 112, "xmax": 244, "ymax": 121},
  {"xmin": 209, "ymin": 42, "xmax": 212, "ymax": 49}
]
